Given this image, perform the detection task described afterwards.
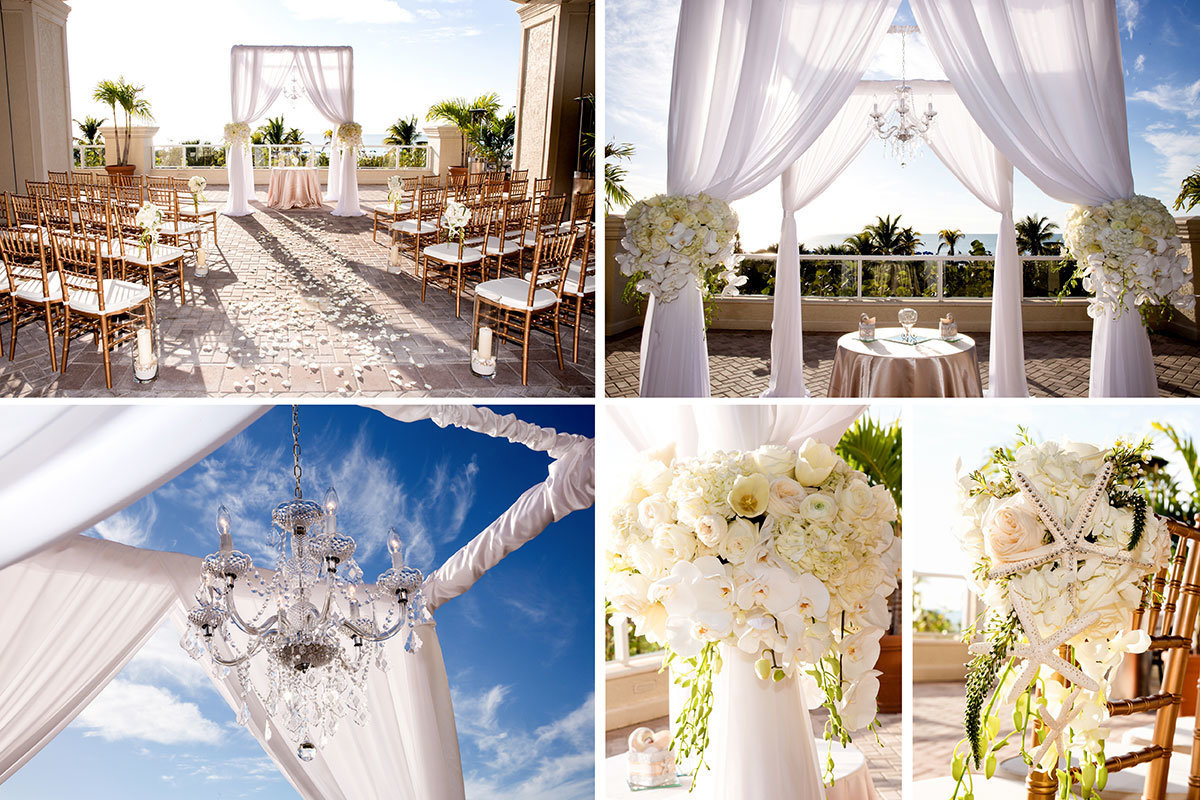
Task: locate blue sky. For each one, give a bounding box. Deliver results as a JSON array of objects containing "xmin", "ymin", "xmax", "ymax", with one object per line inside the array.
[
  {"xmin": 606, "ymin": 0, "xmax": 1200, "ymax": 249},
  {"xmin": 66, "ymin": 0, "xmax": 522, "ymax": 144},
  {"xmin": 0, "ymin": 404, "xmax": 594, "ymax": 800}
]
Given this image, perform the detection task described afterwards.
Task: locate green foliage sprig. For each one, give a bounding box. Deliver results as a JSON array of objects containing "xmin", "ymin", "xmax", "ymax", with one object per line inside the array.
[
  {"xmin": 665, "ymin": 643, "xmax": 721, "ymax": 790},
  {"xmin": 1108, "ymin": 486, "xmax": 1147, "ymax": 551},
  {"xmin": 964, "ymin": 611, "xmax": 1019, "ymax": 767}
]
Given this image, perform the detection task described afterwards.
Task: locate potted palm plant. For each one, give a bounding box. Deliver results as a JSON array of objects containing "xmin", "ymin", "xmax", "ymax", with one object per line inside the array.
[
  {"xmin": 466, "ymin": 111, "xmax": 515, "ymax": 173},
  {"xmin": 92, "ymin": 77, "xmax": 153, "ymax": 176},
  {"xmin": 427, "ymin": 92, "xmax": 500, "ymax": 175}
]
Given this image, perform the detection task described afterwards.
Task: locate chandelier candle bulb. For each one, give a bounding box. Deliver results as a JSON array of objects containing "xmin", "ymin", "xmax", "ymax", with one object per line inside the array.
[{"xmin": 217, "ymin": 505, "xmax": 233, "ymax": 551}]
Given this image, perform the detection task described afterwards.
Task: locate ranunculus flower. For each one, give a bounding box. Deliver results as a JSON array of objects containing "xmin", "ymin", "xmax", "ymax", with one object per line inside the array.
[
  {"xmin": 797, "ymin": 492, "xmax": 838, "ymax": 524},
  {"xmin": 982, "ymin": 494, "xmax": 1045, "ymax": 565},
  {"xmin": 795, "ymin": 439, "xmax": 836, "ymax": 486},
  {"xmin": 728, "ymin": 474, "xmax": 769, "ymax": 517}
]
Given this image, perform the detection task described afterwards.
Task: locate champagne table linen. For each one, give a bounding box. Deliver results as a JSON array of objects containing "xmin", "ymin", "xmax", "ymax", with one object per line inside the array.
[
  {"xmin": 266, "ymin": 167, "xmax": 323, "ymax": 209},
  {"xmin": 828, "ymin": 327, "xmax": 982, "ymax": 398}
]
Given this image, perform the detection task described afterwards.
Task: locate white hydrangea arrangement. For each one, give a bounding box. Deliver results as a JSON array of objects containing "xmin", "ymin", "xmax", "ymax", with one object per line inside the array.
[
  {"xmin": 336, "ymin": 122, "xmax": 363, "ymax": 151},
  {"xmin": 135, "ymin": 201, "xmax": 163, "ymax": 257},
  {"xmin": 606, "ymin": 439, "xmax": 899, "ymax": 786},
  {"xmin": 616, "ymin": 193, "xmax": 742, "ymax": 305},
  {"xmin": 950, "ymin": 434, "xmax": 1170, "ymax": 800},
  {"xmin": 223, "ymin": 122, "xmax": 252, "ymax": 151},
  {"xmin": 1063, "ymin": 194, "xmax": 1194, "ymax": 323},
  {"xmin": 387, "ymin": 175, "xmax": 404, "ymax": 209}
]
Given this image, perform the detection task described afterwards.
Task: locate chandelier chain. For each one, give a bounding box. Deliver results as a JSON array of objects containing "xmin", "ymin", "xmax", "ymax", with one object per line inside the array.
[{"xmin": 292, "ymin": 405, "xmax": 303, "ymax": 500}]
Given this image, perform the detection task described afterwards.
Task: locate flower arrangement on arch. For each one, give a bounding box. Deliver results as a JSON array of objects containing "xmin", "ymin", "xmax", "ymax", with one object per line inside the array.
[
  {"xmin": 950, "ymin": 432, "xmax": 1170, "ymax": 800},
  {"xmin": 223, "ymin": 122, "xmax": 251, "ymax": 151},
  {"xmin": 616, "ymin": 193, "xmax": 743, "ymax": 306},
  {"xmin": 1063, "ymin": 194, "xmax": 1193, "ymax": 325},
  {"xmin": 606, "ymin": 440, "xmax": 899, "ymax": 786},
  {"xmin": 336, "ymin": 122, "xmax": 363, "ymax": 151}
]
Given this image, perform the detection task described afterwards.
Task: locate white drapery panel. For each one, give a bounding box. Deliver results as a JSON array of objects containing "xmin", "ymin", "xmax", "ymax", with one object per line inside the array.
[
  {"xmin": 224, "ymin": 47, "xmax": 295, "ymax": 216},
  {"xmin": 909, "ymin": 0, "xmax": 1153, "ymax": 397},
  {"xmin": 916, "ymin": 81, "xmax": 1027, "ymax": 398},
  {"xmin": 291, "ymin": 47, "xmax": 362, "ymax": 216},
  {"xmin": 0, "ymin": 537, "xmax": 180, "ymax": 783},
  {"xmin": 224, "ymin": 46, "xmax": 363, "ymax": 218},
  {"xmin": 371, "ymin": 404, "xmax": 589, "ymax": 458},
  {"xmin": 0, "ymin": 405, "xmax": 265, "ymax": 570},
  {"xmin": 765, "ymin": 92, "xmax": 876, "ymax": 397},
  {"xmin": 642, "ymin": 0, "xmax": 902, "ymax": 397}
]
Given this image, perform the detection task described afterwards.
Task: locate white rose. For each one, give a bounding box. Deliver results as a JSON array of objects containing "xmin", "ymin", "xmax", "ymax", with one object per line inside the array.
[
  {"xmin": 727, "ymin": 473, "xmax": 770, "ymax": 517},
  {"xmin": 676, "ymin": 495, "xmax": 711, "ymax": 526},
  {"xmin": 982, "ymin": 494, "xmax": 1045, "ymax": 566},
  {"xmin": 627, "ymin": 541, "xmax": 671, "ymax": 579},
  {"xmin": 637, "ymin": 495, "xmax": 675, "ymax": 529},
  {"xmin": 652, "ymin": 522, "xmax": 697, "ymax": 563},
  {"xmin": 607, "ymin": 572, "xmax": 652, "ymax": 618},
  {"xmin": 694, "ymin": 514, "xmax": 728, "ymax": 548},
  {"xmin": 795, "ymin": 439, "xmax": 837, "ymax": 486},
  {"xmin": 835, "ymin": 480, "xmax": 876, "ymax": 520},
  {"xmin": 767, "ymin": 477, "xmax": 809, "ymax": 516},
  {"xmin": 718, "ymin": 518, "xmax": 759, "ymax": 564},
  {"xmin": 752, "ymin": 445, "xmax": 796, "ymax": 479}
]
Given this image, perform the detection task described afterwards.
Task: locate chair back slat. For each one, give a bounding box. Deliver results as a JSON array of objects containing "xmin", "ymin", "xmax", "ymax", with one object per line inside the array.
[
  {"xmin": 25, "ymin": 181, "xmax": 51, "ymax": 200},
  {"xmin": 6, "ymin": 194, "xmax": 39, "ymax": 228},
  {"xmin": 527, "ymin": 230, "xmax": 576, "ymax": 306},
  {"xmin": 51, "ymin": 232, "xmax": 106, "ymax": 311}
]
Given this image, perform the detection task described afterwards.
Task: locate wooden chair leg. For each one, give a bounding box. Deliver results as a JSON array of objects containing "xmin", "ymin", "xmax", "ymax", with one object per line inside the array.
[
  {"xmin": 455, "ymin": 264, "xmax": 462, "ymax": 319},
  {"xmin": 8, "ymin": 300, "xmax": 17, "ymax": 360},
  {"xmin": 99, "ymin": 315, "xmax": 112, "ymax": 389},
  {"xmin": 572, "ymin": 298, "xmax": 583, "ymax": 363},
  {"xmin": 43, "ymin": 304, "xmax": 57, "ymax": 372},
  {"xmin": 521, "ymin": 311, "xmax": 531, "ymax": 386},
  {"xmin": 60, "ymin": 307, "xmax": 71, "ymax": 372},
  {"xmin": 178, "ymin": 261, "xmax": 186, "ymax": 305},
  {"xmin": 552, "ymin": 308, "xmax": 564, "ymax": 371}
]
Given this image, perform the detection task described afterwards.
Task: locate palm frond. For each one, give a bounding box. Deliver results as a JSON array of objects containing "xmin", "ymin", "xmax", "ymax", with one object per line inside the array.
[{"xmin": 836, "ymin": 416, "xmax": 903, "ymax": 508}]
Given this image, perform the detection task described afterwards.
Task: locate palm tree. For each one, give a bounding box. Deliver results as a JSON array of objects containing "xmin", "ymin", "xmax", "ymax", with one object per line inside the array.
[
  {"xmin": 467, "ymin": 111, "xmax": 516, "ymax": 169},
  {"xmin": 842, "ymin": 231, "xmax": 878, "ymax": 255},
  {"xmin": 426, "ymin": 93, "xmax": 501, "ymax": 163},
  {"xmin": 836, "ymin": 415, "xmax": 902, "ymax": 508},
  {"xmin": 605, "ymin": 140, "xmax": 635, "ymax": 212},
  {"xmin": 285, "ymin": 127, "xmax": 304, "ymax": 145},
  {"xmin": 896, "ymin": 226, "xmax": 922, "ymax": 256},
  {"xmin": 863, "ymin": 215, "xmax": 914, "ymax": 254},
  {"xmin": 91, "ymin": 77, "xmax": 153, "ymax": 166},
  {"xmin": 252, "ymin": 116, "xmax": 297, "ymax": 145},
  {"xmin": 74, "ymin": 115, "xmax": 105, "ymax": 144},
  {"xmin": 384, "ymin": 116, "xmax": 420, "ymax": 147},
  {"xmin": 937, "ymin": 229, "xmax": 963, "ymax": 256},
  {"xmin": 969, "ymin": 239, "xmax": 991, "ymax": 256},
  {"xmin": 1015, "ymin": 214, "xmax": 1059, "ymax": 255},
  {"xmin": 1175, "ymin": 166, "xmax": 1200, "ymax": 213}
]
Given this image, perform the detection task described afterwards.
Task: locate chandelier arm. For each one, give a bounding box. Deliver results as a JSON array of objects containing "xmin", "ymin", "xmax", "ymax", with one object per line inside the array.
[
  {"xmin": 223, "ymin": 590, "xmax": 279, "ymax": 636},
  {"xmin": 340, "ymin": 613, "xmax": 406, "ymax": 643},
  {"xmin": 208, "ymin": 634, "xmax": 269, "ymax": 667}
]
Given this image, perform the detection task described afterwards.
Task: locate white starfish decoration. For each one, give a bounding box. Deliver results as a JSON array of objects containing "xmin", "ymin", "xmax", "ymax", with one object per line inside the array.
[
  {"xmin": 1029, "ymin": 686, "xmax": 1083, "ymax": 768},
  {"xmin": 987, "ymin": 461, "xmax": 1153, "ymax": 613},
  {"xmin": 968, "ymin": 594, "xmax": 1101, "ymax": 704}
]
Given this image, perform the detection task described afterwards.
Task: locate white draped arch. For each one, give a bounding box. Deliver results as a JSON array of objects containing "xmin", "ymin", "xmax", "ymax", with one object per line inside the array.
[
  {"xmin": 223, "ymin": 45, "xmax": 364, "ymax": 218},
  {"xmin": 645, "ymin": 0, "xmax": 1153, "ymax": 399},
  {"xmin": 0, "ymin": 405, "xmax": 595, "ymax": 799}
]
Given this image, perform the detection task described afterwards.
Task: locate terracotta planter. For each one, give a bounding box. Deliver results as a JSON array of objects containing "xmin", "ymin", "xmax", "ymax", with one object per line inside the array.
[
  {"xmin": 105, "ymin": 164, "xmax": 135, "ymax": 177},
  {"xmin": 875, "ymin": 634, "xmax": 903, "ymax": 714}
]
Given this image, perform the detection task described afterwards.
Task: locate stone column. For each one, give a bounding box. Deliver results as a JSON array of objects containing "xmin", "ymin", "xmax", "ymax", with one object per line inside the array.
[
  {"xmin": 423, "ymin": 125, "xmax": 464, "ymax": 182},
  {"xmin": 1171, "ymin": 216, "xmax": 1200, "ymax": 340},
  {"xmin": 0, "ymin": 0, "xmax": 71, "ymax": 193},
  {"xmin": 511, "ymin": 0, "xmax": 595, "ymax": 196},
  {"xmin": 99, "ymin": 124, "xmax": 159, "ymax": 175}
]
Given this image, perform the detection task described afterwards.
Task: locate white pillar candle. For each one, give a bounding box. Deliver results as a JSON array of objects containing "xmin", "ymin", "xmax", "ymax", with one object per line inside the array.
[
  {"xmin": 136, "ymin": 328, "xmax": 153, "ymax": 366},
  {"xmin": 197, "ymin": 246, "xmax": 207, "ymax": 267},
  {"xmin": 389, "ymin": 244, "xmax": 401, "ymax": 266},
  {"xmin": 478, "ymin": 326, "xmax": 493, "ymax": 360}
]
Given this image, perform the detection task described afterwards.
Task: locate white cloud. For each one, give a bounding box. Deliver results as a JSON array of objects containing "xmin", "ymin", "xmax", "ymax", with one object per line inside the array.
[
  {"xmin": 122, "ymin": 622, "xmax": 212, "ymax": 693},
  {"xmin": 74, "ymin": 679, "xmax": 222, "ymax": 745},
  {"xmin": 91, "ymin": 498, "xmax": 158, "ymax": 547},
  {"xmin": 1135, "ymin": 53, "xmax": 1146, "ymax": 72},
  {"xmin": 1130, "ymin": 79, "xmax": 1200, "ymax": 118},
  {"xmin": 1144, "ymin": 127, "xmax": 1200, "ymax": 191},
  {"xmin": 281, "ymin": 0, "xmax": 414, "ymax": 24},
  {"xmin": 1117, "ymin": 0, "xmax": 1142, "ymax": 36}
]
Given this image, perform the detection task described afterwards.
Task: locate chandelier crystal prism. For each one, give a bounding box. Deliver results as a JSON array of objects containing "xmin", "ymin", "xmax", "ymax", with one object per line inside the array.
[
  {"xmin": 181, "ymin": 406, "xmax": 430, "ymax": 760},
  {"xmin": 868, "ymin": 26, "xmax": 937, "ymax": 167}
]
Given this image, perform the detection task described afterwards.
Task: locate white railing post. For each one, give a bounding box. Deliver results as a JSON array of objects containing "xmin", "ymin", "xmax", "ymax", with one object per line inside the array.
[
  {"xmin": 936, "ymin": 257, "xmax": 945, "ymax": 299},
  {"xmin": 855, "ymin": 256, "xmax": 863, "ymax": 299},
  {"xmin": 613, "ymin": 615, "xmax": 631, "ymax": 665}
]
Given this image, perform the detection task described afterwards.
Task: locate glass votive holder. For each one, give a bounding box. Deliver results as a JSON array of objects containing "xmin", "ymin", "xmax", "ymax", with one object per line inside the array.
[{"xmin": 858, "ymin": 313, "xmax": 876, "ymax": 342}]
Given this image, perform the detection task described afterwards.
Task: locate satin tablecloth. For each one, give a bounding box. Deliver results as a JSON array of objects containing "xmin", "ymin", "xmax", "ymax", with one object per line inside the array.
[
  {"xmin": 604, "ymin": 743, "xmax": 881, "ymax": 800},
  {"xmin": 266, "ymin": 167, "xmax": 323, "ymax": 209},
  {"xmin": 828, "ymin": 326, "xmax": 982, "ymax": 398}
]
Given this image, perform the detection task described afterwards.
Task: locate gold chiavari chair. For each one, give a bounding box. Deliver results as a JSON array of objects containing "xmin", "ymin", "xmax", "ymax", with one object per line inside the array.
[
  {"xmin": 113, "ymin": 183, "xmax": 144, "ymax": 209},
  {"xmin": 563, "ymin": 191, "xmax": 595, "ymax": 233},
  {"xmin": 480, "ymin": 180, "xmax": 505, "ymax": 205},
  {"xmin": 75, "ymin": 198, "xmax": 111, "ymax": 238},
  {"xmin": 464, "ymin": 171, "xmax": 485, "ymax": 201},
  {"xmin": 146, "ymin": 186, "xmax": 202, "ymax": 260},
  {"xmin": 506, "ymin": 179, "xmax": 529, "ymax": 202},
  {"xmin": 421, "ymin": 202, "xmax": 491, "ymax": 319},
  {"xmin": 531, "ymin": 177, "xmax": 552, "ymax": 207},
  {"xmin": 47, "ymin": 170, "xmax": 71, "ymax": 186},
  {"xmin": 39, "ymin": 196, "xmax": 76, "ymax": 235},
  {"xmin": 107, "ymin": 200, "xmax": 188, "ymax": 306},
  {"xmin": 176, "ymin": 182, "xmax": 220, "ymax": 248},
  {"xmin": 144, "ymin": 176, "xmax": 174, "ymax": 191},
  {"xmin": 557, "ymin": 220, "xmax": 594, "ymax": 363},
  {"xmin": 391, "ymin": 186, "xmax": 444, "ymax": 276},
  {"xmin": 54, "ymin": 232, "xmax": 151, "ymax": 389},
  {"xmin": 512, "ymin": 194, "xmax": 568, "ymax": 272},
  {"xmin": 111, "ymin": 173, "xmax": 142, "ymax": 190},
  {"xmin": 480, "ymin": 199, "xmax": 527, "ymax": 280},
  {"xmin": 509, "ymin": 168, "xmax": 529, "ymax": 184},
  {"xmin": 0, "ymin": 226, "xmax": 61, "ymax": 368},
  {"xmin": 6, "ymin": 194, "xmax": 40, "ymax": 231},
  {"xmin": 473, "ymin": 228, "xmax": 575, "ymax": 386},
  {"xmin": 1023, "ymin": 518, "xmax": 1200, "ymax": 800},
  {"xmin": 372, "ymin": 176, "xmax": 418, "ymax": 244},
  {"xmin": 25, "ymin": 180, "xmax": 51, "ymax": 200},
  {"xmin": 447, "ymin": 171, "xmax": 469, "ymax": 199}
]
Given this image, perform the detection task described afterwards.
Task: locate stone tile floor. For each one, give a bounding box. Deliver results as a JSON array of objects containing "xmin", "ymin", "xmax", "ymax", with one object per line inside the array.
[
  {"xmin": 606, "ymin": 710, "xmax": 902, "ymax": 800},
  {"xmin": 605, "ymin": 328, "xmax": 1200, "ymax": 397},
  {"xmin": 0, "ymin": 186, "xmax": 594, "ymax": 397}
]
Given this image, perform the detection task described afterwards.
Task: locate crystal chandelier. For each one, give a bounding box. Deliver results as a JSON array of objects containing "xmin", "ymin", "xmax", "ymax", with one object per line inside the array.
[
  {"xmin": 868, "ymin": 26, "xmax": 937, "ymax": 167},
  {"xmin": 181, "ymin": 406, "xmax": 429, "ymax": 760},
  {"xmin": 281, "ymin": 70, "xmax": 306, "ymax": 107}
]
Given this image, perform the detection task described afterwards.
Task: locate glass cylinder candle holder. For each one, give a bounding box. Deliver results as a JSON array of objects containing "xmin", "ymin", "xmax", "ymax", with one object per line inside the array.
[
  {"xmin": 940, "ymin": 312, "xmax": 958, "ymax": 339},
  {"xmin": 858, "ymin": 313, "xmax": 876, "ymax": 341},
  {"xmin": 195, "ymin": 233, "xmax": 210, "ymax": 278},
  {"xmin": 470, "ymin": 320, "xmax": 496, "ymax": 379},
  {"xmin": 133, "ymin": 327, "xmax": 158, "ymax": 383}
]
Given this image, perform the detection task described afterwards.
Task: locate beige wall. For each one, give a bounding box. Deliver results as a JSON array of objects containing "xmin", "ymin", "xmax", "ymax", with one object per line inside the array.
[
  {"xmin": 606, "ymin": 655, "xmax": 668, "ymax": 731},
  {"xmin": 512, "ymin": 0, "xmax": 594, "ymax": 196},
  {"xmin": 0, "ymin": 0, "xmax": 71, "ymax": 193}
]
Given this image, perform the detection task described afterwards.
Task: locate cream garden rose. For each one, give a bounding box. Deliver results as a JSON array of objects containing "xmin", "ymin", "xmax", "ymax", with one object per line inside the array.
[{"xmin": 981, "ymin": 494, "xmax": 1045, "ymax": 565}]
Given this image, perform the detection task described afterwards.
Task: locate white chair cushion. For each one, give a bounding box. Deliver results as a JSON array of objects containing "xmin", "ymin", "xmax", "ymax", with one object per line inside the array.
[
  {"xmin": 481, "ymin": 236, "xmax": 522, "ymax": 257},
  {"xmin": 476, "ymin": 277, "xmax": 557, "ymax": 311},
  {"xmin": 391, "ymin": 219, "xmax": 438, "ymax": 235},
  {"xmin": 162, "ymin": 222, "xmax": 202, "ymax": 236},
  {"xmin": 13, "ymin": 271, "xmax": 62, "ymax": 303},
  {"xmin": 121, "ymin": 243, "xmax": 186, "ymax": 266},
  {"xmin": 423, "ymin": 242, "xmax": 483, "ymax": 264},
  {"xmin": 179, "ymin": 203, "xmax": 220, "ymax": 216},
  {"xmin": 66, "ymin": 278, "xmax": 150, "ymax": 315},
  {"xmin": 374, "ymin": 203, "xmax": 412, "ymax": 214},
  {"xmin": 0, "ymin": 272, "xmax": 7, "ymax": 292},
  {"xmin": 525, "ymin": 262, "xmax": 594, "ymax": 295}
]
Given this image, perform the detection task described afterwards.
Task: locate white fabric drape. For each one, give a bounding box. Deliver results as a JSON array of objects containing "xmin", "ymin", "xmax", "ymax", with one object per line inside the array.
[
  {"xmin": 371, "ymin": 404, "xmax": 589, "ymax": 458},
  {"xmin": 292, "ymin": 47, "xmax": 362, "ymax": 216},
  {"xmin": 909, "ymin": 0, "xmax": 1153, "ymax": 397},
  {"xmin": 0, "ymin": 537, "xmax": 181, "ymax": 783},
  {"xmin": 642, "ymin": 0, "xmax": 902, "ymax": 397},
  {"xmin": 917, "ymin": 81, "xmax": 1027, "ymax": 398},
  {"xmin": 765, "ymin": 93, "xmax": 876, "ymax": 397},
  {"xmin": 224, "ymin": 47, "xmax": 295, "ymax": 216},
  {"xmin": 0, "ymin": 406, "xmax": 265, "ymax": 570}
]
